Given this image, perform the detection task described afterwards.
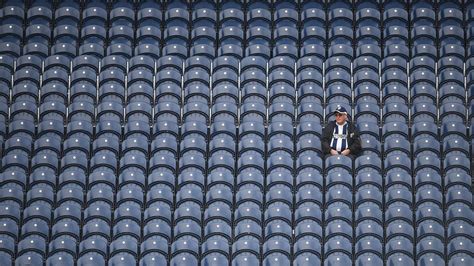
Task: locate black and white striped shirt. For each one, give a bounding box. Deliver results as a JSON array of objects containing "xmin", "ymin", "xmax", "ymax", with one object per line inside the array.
[{"xmin": 330, "ymin": 122, "xmax": 348, "ymax": 152}]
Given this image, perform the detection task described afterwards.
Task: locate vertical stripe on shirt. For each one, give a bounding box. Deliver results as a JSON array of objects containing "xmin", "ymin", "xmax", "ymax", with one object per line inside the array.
[{"xmin": 330, "ymin": 122, "xmax": 348, "ymax": 152}]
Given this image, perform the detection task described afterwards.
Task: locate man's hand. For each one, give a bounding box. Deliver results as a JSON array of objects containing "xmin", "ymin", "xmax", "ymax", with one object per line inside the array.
[
  {"xmin": 330, "ymin": 149, "xmax": 339, "ymax": 155},
  {"xmin": 341, "ymin": 149, "xmax": 350, "ymax": 156}
]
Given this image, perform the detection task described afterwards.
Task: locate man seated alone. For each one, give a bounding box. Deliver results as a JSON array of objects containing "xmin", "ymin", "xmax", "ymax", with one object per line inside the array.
[{"xmin": 322, "ymin": 106, "xmax": 361, "ymax": 161}]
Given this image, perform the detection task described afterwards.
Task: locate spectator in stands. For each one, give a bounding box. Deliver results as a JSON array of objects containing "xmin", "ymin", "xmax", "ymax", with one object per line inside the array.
[{"xmin": 322, "ymin": 106, "xmax": 361, "ymax": 160}]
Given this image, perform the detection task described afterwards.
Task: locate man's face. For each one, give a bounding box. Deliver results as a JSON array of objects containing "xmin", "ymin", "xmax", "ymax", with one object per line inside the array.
[{"xmin": 335, "ymin": 113, "xmax": 347, "ymax": 125}]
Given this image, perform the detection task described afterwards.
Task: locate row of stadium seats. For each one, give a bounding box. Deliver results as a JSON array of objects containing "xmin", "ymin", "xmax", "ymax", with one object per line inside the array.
[{"xmin": 1, "ymin": 54, "xmax": 473, "ymax": 114}]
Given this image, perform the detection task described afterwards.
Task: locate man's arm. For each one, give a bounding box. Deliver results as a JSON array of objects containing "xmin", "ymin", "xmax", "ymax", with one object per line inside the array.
[
  {"xmin": 348, "ymin": 124, "xmax": 361, "ymax": 155},
  {"xmin": 322, "ymin": 123, "xmax": 333, "ymax": 155}
]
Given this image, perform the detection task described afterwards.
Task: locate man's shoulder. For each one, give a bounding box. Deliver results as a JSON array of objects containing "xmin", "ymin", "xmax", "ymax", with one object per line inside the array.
[
  {"xmin": 324, "ymin": 121, "xmax": 336, "ymax": 131},
  {"xmin": 347, "ymin": 121, "xmax": 356, "ymax": 129},
  {"xmin": 347, "ymin": 121, "xmax": 360, "ymax": 135}
]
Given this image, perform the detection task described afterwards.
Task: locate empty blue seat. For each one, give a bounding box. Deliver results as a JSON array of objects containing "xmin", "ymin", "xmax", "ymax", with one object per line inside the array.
[
  {"xmin": 18, "ymin": 234, "xmax": 46, "ymax": 257},
  {"xmin": 386, "ymin": 253, "xmax": 415, "ymax": 266},
  {"xmin": 202, "ymin": 253, "xmax": 229, "ymax": 266},
  {"xmin": 263, "ymin": 252, "xmax": 291, "ymax": 265},
  {"xmin": 139, "ymin": 252, "xmax": 167, "ymax": 266},
  {"xmin": 449, "ymin": 253, "xmax": 472, "ymax": 266},
  {"xmin": 46, "ymin": 252, "xmax": 75, "ymax": 266},
  {"xmin": 231, "ymin": 252, "xmax": 259, "ymax": 266},
  {"xmin": 77, "ymin": 252, "xmax": 106, "ymax": 266},
  {"xmin": 15, "ymin": 252, "xmax": 44, "ymax": 266},
  {"xmin": 108, "ymin": 252, "xmax": 137, "ymax": 265},
  {"xmin": 447, "ymin": 237, "xmax": 473, "ymax": 258},
  {"xmin": 171, "ymin": 241, "xmax": 199, "ymax": 264}
]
